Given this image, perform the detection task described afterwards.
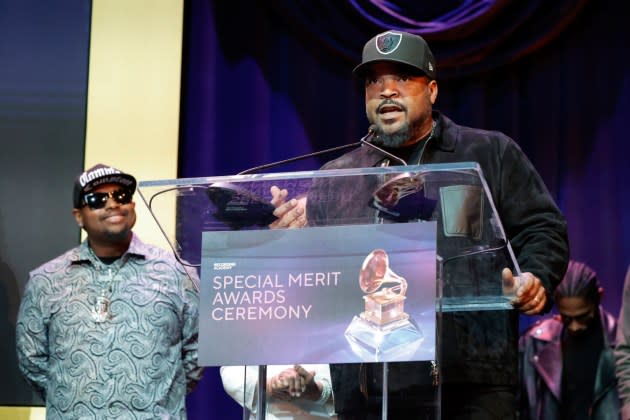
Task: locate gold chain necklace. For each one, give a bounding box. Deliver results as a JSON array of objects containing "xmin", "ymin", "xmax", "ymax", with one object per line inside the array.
[{"xmin": 87, "ymin": 246, "xmax": 123, "ymax": 323}]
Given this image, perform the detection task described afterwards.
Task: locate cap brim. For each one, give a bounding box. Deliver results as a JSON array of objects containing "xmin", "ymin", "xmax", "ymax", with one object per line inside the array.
[{"xmin": 353, "ymin": 59, "xmax": 431, "ymax": 78}]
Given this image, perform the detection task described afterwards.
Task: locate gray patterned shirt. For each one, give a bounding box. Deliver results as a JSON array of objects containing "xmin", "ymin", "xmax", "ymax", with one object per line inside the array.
[{"xmin": 16, "ymin": 234, "xmax": 202, "ymax": 419}]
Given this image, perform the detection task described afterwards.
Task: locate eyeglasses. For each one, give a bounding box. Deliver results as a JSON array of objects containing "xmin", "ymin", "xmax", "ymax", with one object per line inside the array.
[{"xmin": 82, "ymin": 189, "xmax": 133, "ymax": 210}]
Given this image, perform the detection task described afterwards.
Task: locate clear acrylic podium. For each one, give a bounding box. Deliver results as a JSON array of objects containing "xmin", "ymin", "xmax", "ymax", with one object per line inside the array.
[{"xmin": 137, "ymin": 162, "xmax": 521, "ymax": 420}]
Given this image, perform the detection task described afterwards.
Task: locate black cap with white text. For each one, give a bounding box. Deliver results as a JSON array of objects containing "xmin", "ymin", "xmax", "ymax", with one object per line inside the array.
[{"xmin": 73, "ymin": 163, "xmax": 136, "ymax": 208}]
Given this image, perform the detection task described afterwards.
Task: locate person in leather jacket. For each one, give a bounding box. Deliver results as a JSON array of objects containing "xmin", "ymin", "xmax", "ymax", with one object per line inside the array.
[{"xmin": 519, "ymin": 260, "xmax": 620, "ymax": 419}]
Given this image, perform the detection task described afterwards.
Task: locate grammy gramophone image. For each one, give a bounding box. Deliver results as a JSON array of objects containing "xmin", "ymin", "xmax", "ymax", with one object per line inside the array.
[{"xmin": 345, "ymin": 249, "xmax": 424, "ymax": 361}]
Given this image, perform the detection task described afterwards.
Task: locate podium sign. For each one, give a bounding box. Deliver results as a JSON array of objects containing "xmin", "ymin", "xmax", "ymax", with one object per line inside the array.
[{"xmin": 199, "ymin": 222, "xmax": 437, "ymax": 366}]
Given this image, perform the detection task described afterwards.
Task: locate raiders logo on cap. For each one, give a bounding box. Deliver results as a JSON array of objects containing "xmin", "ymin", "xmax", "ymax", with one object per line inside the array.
[{"xmin": 376, "ymin": 31, "xmax": 402, "ymax": 55}]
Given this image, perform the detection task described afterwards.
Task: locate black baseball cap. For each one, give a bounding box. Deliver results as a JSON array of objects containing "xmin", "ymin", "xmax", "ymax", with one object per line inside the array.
[
  {"xmin": 354, "ymin": 30, "xmax": 436, "ymax": 79},
  {"xmin": 73, "ymin": 163, "xmax": 137, "ymax": 208}
]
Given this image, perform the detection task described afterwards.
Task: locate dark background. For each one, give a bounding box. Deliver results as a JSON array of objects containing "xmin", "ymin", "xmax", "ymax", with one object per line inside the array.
[
  {"xmin": 1, "ymin": 0, "xmax": 629, "ymax": 418},
  {"xmin": 0, "ymin": 0, "xmax": 90, "ymax": 406}
]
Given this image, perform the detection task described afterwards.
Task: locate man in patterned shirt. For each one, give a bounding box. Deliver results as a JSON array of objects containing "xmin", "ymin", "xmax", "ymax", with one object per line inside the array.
[{"xmin": 16, "ymin": 163, "xmax": 203, "ymax": 419}]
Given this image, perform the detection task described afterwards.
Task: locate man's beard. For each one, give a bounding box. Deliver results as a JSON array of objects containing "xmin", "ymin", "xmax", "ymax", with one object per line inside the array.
[
  {"xmin": 371, "ymin": 122, "xmax": 414, "ymax": 148},
  {"xmin": 370, "ymin": 100, "xmax": 429, "ymax": 148}
]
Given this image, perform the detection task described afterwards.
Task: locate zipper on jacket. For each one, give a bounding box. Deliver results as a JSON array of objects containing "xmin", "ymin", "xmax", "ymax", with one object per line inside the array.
[
  {"xmin": 374, "ymin": 159, "xmax": 390, "ymax": 224},
  {"xmin": 417, "ymin": 120, "xmax": 437, "ymax": 165}
]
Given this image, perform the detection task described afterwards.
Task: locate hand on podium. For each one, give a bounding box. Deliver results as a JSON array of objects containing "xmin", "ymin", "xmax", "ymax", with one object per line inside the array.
[
  {"xmin": 503, "ymin": 268, "xmax": 547, "ymax": 315},
  {"xmin": 268, "ymin": 186, "xmax": 308, "ymax": 229}
]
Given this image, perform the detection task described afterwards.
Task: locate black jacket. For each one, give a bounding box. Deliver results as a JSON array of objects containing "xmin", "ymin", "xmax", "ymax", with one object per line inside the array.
[{"xmin": 306, "ymin": 112, "xmax": 569, "ymax": 415}]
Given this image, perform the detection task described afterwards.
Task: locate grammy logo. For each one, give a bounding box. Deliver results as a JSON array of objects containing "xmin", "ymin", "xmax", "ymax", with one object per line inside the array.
[{"xmin": 359, "ymin": 249, "xmax": 409, "ymax": 326}]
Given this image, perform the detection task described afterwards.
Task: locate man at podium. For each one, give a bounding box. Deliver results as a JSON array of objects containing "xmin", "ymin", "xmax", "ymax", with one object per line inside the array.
[{"xmin": 271, "ymin": 30, "xmax": 569, "ymax": 419}]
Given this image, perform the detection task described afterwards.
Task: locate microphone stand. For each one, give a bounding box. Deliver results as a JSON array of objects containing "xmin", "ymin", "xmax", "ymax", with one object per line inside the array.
[
  {"xmin": 238, "ymin": 142, "xmax": 362, "ymax": 175},
  {"xmin": 207, "ymin": 126, "xmax": 408, "ymax": 229},
  {"xmin": 238, "ymin": 125, "xmax": 379, "ymax": 175}
]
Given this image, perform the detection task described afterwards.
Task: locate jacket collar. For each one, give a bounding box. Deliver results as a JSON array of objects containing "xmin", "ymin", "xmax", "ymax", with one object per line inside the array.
[
  {"xmin": 530, "ymin": 320, "xmax": 563, "ymax": 399},
  {"xmin": 432, "ymin": 111, "xmax": 456, "ymax": 152}
]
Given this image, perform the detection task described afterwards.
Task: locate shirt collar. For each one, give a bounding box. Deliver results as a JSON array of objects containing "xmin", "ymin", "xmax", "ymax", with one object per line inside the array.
[{"xmin": 70, "ymin": 232, "xmax": 147, "ymax": 265}]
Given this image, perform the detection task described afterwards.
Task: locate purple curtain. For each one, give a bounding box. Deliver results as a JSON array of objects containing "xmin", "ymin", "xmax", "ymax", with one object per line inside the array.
[{"xmin": 181, "ymin": 1, "xmax": 630, "ymax": 417}]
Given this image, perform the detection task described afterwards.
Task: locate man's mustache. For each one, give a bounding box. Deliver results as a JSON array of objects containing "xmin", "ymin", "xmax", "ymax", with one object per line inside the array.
[{"xmin": 376, "ymin": 99, "xmax": 407, "ymax": 113}]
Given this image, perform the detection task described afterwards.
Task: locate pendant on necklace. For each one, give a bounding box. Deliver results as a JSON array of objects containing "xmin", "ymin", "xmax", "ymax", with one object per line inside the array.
[{"xmin": 92, "ymin": 293, "xmax": 112, "ymax": 323}]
